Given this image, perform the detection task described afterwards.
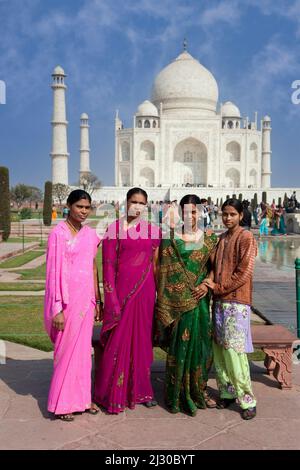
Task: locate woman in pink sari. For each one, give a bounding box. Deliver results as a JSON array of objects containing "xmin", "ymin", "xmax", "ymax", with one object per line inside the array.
[
  {"xmin": 94, "ymin": 188, "xmax": 161, "ymax": 413},
  {"xmin": 44, "ymin": 189, "xmax": 102, "ymax": 421}
]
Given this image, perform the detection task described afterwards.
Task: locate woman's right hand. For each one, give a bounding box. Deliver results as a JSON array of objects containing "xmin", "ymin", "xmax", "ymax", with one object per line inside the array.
[{"xmin": 52, "ymin": 312, "xmax": 65, "ymax": 331}]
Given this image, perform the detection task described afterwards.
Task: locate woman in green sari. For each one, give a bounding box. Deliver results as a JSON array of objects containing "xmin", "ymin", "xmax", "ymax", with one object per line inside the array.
[{"xmin": 155, "ymin": 195, "xmax": 218, "ymax": 416}]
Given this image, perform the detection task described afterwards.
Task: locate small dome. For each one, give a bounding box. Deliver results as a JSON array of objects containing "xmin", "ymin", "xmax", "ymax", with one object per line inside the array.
[
  {"xmin": 263, "ymin": 115, "xmax": 271, "ymax": 121},
  {"xmin": 52, "ymin": 65, "xmax": 66, "ymax": 76},
  {"xmin": 136, "ymin": 100, "xmax": 158, "ymax": 117},
  {"xmin": 151, "ymin": 50, "xmax": 218, "ymax": 116},
  {"xmin": 221, "ymin": 101, "xmax": 241, "ymax": 118},
  {"xmin": 81, "ymin": 113, "xmax": 89, "ymax": 119}
]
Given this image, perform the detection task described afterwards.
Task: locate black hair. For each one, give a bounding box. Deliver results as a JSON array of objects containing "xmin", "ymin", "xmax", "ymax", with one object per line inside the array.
[
  {"xmin": 126, "ymin": 187, "xmax": 148, "ymax": 202},
  {"xmin": 180, "ymin": 194, "xmax": 202, "ymax": 211},
  {"xmin": 221, "ymin": 198, "xmax": 243, "ymax": 214},
  {"xmin": 67, "ymin": 189, "xmax": 91, "ymax": 205}
]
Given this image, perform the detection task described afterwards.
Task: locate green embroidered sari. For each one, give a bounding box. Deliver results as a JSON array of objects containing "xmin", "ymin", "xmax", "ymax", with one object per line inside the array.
[{"xmin": 155, "ymin": 232, "xmax": 218, "ymax": 416}]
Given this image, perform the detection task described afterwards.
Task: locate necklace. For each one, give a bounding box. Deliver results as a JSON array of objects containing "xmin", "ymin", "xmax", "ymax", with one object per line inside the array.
[{"xmin": 66, "ymin": 218, "xmax": 81, "ymax": 234}]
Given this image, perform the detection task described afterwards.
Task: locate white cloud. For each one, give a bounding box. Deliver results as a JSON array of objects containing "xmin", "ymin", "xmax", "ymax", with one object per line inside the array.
[{"xmin": 200, "ymin": 0, "xmax": 242, "ymax": 28}]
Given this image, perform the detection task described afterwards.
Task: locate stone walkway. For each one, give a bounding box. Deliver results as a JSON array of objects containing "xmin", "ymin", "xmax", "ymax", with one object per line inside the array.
[{"xmin": 0, "ymin": 341, "xmax": 300, "ymax": 450}]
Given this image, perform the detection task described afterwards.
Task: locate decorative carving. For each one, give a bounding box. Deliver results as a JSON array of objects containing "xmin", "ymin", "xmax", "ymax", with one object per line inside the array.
[{"xmin": 263, "ymin": 347, "xmax": 293, "ymax": 389}]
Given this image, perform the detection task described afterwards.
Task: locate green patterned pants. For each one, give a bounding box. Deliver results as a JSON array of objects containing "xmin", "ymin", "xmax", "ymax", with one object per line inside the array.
[{"xmin": 213, "ymin": 341, "xmax": 256, "ymax": 410}]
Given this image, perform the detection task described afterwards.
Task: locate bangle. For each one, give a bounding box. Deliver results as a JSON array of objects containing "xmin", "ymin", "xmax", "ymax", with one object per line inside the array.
[{"xmin": 96, "ymin": 300, "xmax": 102, "ymax": 305}]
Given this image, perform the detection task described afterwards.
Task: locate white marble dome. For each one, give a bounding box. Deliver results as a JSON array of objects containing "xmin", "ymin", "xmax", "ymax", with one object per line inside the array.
[
  {"xmin": 80, "ymin": 112, "xmax": 89, "ymax": 119},
  {"xmin": 136, "ymin": 100, "xmax": 158, "ymax": 117},
  {"xmin": 221, "ymin": 101, "xmax": 241, "ymax": 118},
  {"xmin": 151, "ymin": 51, "xmax": 219, "ymax": 116},
  {"xmin": 52, "ymin": 65, "xmax": 66, "ymax": 76}
]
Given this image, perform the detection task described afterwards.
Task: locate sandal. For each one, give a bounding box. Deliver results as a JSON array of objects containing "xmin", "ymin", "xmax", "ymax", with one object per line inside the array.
[
  {"xmin": 216, "ymin": 398, "xmax": 236, "ymax": 409},
  {"xmin": 57, "ymin": 414, "xmax": 74, "ymax": 422},
  {"xmin": 144, "ymin": 400, "xmax": 158, "ymax": 408},
  {"xmin": 204, "ymin": 391, "xmax": 217, "ymax": 409},
  {"xmin": 86, "ymin": 404, "xmax": 100, "ymax": 415},
  {"xmin": 242, "ymin": 407, "xmax": 256, "ymax": 420}
]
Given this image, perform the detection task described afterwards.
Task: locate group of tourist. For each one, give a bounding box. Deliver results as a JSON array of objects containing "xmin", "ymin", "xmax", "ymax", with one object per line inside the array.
[
  {"xmin": 44, "ymin": 187, "xmax": 257, "ymax": 423},
  {"xmin": 258, "ymin": 202, "xmax": 286, "ymax": 236}
]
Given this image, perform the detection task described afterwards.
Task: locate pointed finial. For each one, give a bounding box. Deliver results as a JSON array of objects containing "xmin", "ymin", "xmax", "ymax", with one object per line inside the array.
[{"xmin": 183, "ymin": 38, "xmax": 187, "ymax": 51}]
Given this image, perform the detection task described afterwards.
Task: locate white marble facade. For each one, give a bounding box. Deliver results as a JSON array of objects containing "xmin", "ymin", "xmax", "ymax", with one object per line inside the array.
[{"xmin": 115, "ymin": 49, "xmax": 271, "ymax": 192}]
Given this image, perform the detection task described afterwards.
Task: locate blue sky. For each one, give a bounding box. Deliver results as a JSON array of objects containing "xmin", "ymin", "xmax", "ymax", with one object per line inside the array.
[{"xmin": 0, "ymin": 0, "xmax": 300, "ymax": 189}]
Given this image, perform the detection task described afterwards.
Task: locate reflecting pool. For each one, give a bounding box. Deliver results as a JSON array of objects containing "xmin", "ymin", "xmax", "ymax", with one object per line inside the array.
[{"xmin": 257, "ymin": 238, "xmax": 300, "ymax": 271}]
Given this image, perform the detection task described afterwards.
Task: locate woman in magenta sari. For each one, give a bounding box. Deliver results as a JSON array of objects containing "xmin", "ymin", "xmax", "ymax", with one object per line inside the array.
[
  {"xmin": 94, "ymin": 188, "xmax": 161, "ymax": 413},
  {"xmin": 44, "ymin": 190, "xmax": 102, "ymax": 421}
]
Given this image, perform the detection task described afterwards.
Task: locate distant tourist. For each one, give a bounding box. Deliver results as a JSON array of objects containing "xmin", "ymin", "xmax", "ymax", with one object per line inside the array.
[
  {"xmin": 271, "ymin": 205, "xmax": 286, "ymax": 236},
  {"xmin": 44, "ymin": 189, "xmax": 102, "ymax": 421},
  {"xmin": 200, "ymin": 198, "xmax": 210, "ymax": 230},
  {"xmin": 155, "ymin": 194, "xmax": 218, "ymax": 416},
  {"xmin": 93, "ymin": 187, "xmax": 161, "ymax": 413},
  {"xmin": 253, "ymin": 205, "xmax": 259, "ymax": 225},
  {"xmin": 62, "ymin": 206, "xmax": 69, "ymax": 219},
  {"xmin": 259, "ymin": 203, "xmax": 269, "ymax": 236},
  {"xmin": 204, "ymin": 198, "xmax": 257, "ymax": 420},
  {"xmin": 51, "ymin": 206, "xmax": 57, "ymax": 221},
  {"xmin": 240, "ymin": 200, "xmax": 252, "ymax": 230}
]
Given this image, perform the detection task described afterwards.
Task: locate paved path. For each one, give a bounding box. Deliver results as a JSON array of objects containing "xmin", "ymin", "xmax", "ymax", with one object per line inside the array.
[
  {"xmin": 0, "ymin": 242, "xmax": 39, "ymax": 262},
  {"xmin": 0, "ymin": 341, "xmax": 299, "ymax": 450}
]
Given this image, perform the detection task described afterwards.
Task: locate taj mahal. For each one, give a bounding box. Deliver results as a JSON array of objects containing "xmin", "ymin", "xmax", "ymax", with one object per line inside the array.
[{"xmin": 50, "ymin": 45, "xmax": 298, "ymax": 203}]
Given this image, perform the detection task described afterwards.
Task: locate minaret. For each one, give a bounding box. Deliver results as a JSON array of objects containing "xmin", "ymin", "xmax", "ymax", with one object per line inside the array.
[
  {"xmin": 79, "ymin": 113, "xmax": 91, "ymax": 179},
  {"xmin": 261, "ymin": 115, "xmax": 272, "ymax": 188},
  {"xmin": 50, "ymin": 66, "xmax": 69, "ymax": 185},
  {"xmin": 115, "ymin": 110, "xmax": 122, "ymax": 186}
]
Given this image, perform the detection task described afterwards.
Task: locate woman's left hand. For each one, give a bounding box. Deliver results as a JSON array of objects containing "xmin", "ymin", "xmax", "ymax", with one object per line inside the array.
[
  {"xmin": 94, "ymin": 303, "xmax": 103, "ymax": 322},
  {"xmin": 192, "ymin": 283, "xmax": 208, "ymax": 301}
]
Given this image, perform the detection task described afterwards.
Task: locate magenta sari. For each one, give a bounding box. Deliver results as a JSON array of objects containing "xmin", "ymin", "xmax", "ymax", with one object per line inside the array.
[
  {"xmin": 44, "ymin": 221, "xmax": 100, "ymax": 415},
  {"xmin": 94, "ymin": 218, "xmax": 161, "ymax": 413}
]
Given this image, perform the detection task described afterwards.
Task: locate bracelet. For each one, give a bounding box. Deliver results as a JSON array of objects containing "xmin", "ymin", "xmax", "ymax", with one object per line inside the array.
[{"xmin": 96, "ymin": 300, "xmax": 102, "ymax": 305}]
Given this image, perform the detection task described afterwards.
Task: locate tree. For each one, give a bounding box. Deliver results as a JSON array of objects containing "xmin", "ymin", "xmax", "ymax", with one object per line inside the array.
[
  {"xmin": 262, "ymin": 191, "xmax": 267, "ymax": 204},
  {"xmin": 0, "ymin": 167, "xmax": 11, "ymax": 240},
  {"xmin": 10, "ymin": 184, "xmax": 32, "ymax": 207},
  {"xmin": 220, "ymin": 197, "xmax": 223, "ymax": 207},
  {"xmin": 28, "ymin": 186, "xmax": 43, "ymax": 208},
  {"xmin": 53, "ymin": 183, "xmax": 70, "ymax": 206},
  {"xmin": 43, "ymin": 181, "xmax": 52, "ymax": 226},
  {"xmin": 77, "ymin": 172, "xmax": 101, "ymax": 196},
  {"xmin": 283, "ymin": 192, "xmax": 288, "ymax": 207},
  {"xmin": 278, "ymin": 197, "xmax": 282, "ymax": 206},
  {"xmin": 238, "ymin": 193, "xmax": 243, "ymax": 201},
  {"xmin": 254, "ymin": 192, "xmax": 258, "ymax": 208}
]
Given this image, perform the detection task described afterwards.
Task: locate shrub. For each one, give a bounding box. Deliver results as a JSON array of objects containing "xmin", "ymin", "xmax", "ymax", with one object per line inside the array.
[
  {"xmin": 0, "ymin": 167, "xmax": 11, "ymax": 240},
  {"xmin": 43, "ymin": 181, "xmax": 52, "ymax": 226}
]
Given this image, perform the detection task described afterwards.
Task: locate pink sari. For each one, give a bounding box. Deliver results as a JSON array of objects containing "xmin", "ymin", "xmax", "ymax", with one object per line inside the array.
[
  {"xmin": 44, "ymin": 221, "xmax": 100, "ymax": 415},
  {"xmin": 94, "ymin": 218, "xmax": 161, "ymax": 413}
]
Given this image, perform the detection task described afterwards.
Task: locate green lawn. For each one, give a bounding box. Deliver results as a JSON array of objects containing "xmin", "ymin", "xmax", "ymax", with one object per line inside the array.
[
  {"xmin": 95, "ymin": 246, "xmax": 103, "ymax": 282},
  {"xmin": 0, "ymin": 283, "xmax": 45, "ymax": 291},
  {"xmin": 0, "ymin": 296, "xmax": 52, "ymax": 351},
  {"xmin": 14, "ymin": 262, "xmax": 46, "ymax": 280},
  {"xmin": 0, "ymin": 250, "xmax": 45, "ymax": 269}
]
